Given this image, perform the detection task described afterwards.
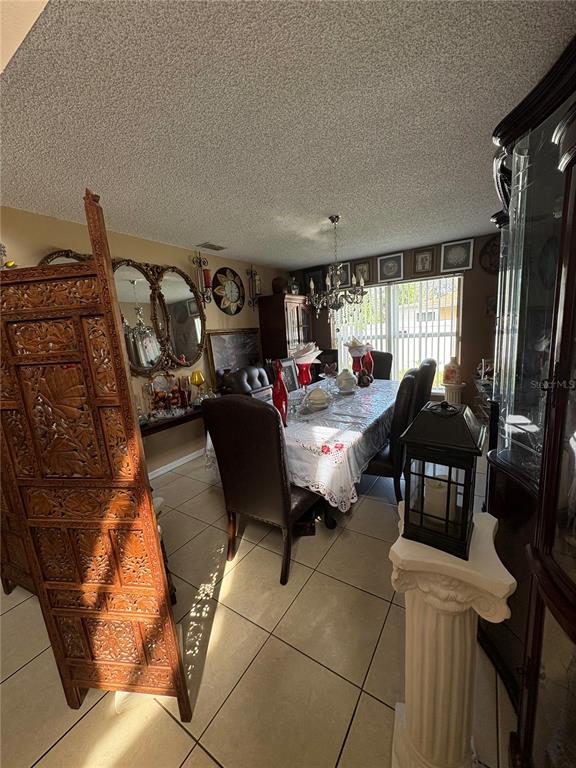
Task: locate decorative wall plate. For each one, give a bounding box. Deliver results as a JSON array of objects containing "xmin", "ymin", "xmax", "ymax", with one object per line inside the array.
[{"xmin": 212, "ymin": 268, "xmax": 245, "ymax": 315}]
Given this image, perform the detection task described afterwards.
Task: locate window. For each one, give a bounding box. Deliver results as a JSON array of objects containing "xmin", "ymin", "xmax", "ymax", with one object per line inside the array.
[{"xmin": 335, "ymin": 275, "xmax": 462, "ymax": 388}]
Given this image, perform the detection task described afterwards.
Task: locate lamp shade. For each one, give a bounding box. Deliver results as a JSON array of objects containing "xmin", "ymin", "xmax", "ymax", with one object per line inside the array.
[{"xmin": 190, "ymin": 370, "xmax": 205, "ymax": 387}]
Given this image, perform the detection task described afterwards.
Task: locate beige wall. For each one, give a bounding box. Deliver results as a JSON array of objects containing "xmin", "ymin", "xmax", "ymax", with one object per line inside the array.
[{"xmin": 0, "ymin": 206, "xmax": 289, "ymax": 471}]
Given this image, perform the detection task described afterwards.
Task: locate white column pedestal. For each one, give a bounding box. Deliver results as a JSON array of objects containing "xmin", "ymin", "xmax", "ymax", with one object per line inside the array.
[
  {"xmin": 390, "ymin": 508, "xmax": 516, "ymax": 768},
  {"xmin": 443, "ymin": 382, "xmax": 467, "ymax": 404}
]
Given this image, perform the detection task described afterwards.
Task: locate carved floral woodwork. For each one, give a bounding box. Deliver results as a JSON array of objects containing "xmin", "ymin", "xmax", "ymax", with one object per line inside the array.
[
  {"xmin": 0, "ymin": 276, "xmax": 100, "ymax": 312},
  {"xmin": 0, "ymin": 190, "xmax": 191, "ymax": 721}
]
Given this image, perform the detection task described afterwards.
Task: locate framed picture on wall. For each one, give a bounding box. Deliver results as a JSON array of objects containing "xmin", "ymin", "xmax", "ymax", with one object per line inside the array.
[
  {"xmin": 414, "ymin": 248, "xmax": 434, "ymax": 274},
  {"xmin": 206, "ymin": 328, "xmax": 261, "ymax": 388},
  {"xmin": 337, "ymin": 262, "xmax": 351, "ymax": 287},
  {"xmin": 303, "ymin": 268, "xmax": 325, "ymax": 293},
  {"xmin": 377, "ymin": 253, "xmax": 404, "ymax": 282},
  {"xmin": 440, "ymin": 239, "xmax": 474, "ymax": 272},
  {"xmin": 354, "ymin": 261, "xmax": 370, "ymax": 284}
]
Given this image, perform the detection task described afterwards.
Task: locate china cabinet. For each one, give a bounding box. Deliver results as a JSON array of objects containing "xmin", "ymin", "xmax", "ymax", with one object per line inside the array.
[
  {"xmin": 258, "ymin": 294, "xmax": 312, "ymax": 360},
  {"xmin": 482, "ymin": 38, "xmax": 576, "ymax": 765}
]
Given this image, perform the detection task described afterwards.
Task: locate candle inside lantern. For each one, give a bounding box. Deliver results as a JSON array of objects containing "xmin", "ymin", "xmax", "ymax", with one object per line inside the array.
[
  {"xmin": 424, "ymin": 475, "xmax": 457, "ymax": 523},
  {"xmin": 203, "ymin": 268, "xmax": 212, "ymax": 288}
]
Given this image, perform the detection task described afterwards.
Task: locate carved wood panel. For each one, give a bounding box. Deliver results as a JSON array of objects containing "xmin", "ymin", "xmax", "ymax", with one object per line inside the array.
[{"xmin": 0, "ymin": 189, "xmax": 191, "ymax": 720}]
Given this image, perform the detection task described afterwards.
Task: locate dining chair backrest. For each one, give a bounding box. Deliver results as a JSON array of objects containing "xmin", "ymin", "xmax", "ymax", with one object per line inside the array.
[
  {"xmin": 389, "ymin": 374, "xmax": 416, "ymax": 472},
  {"xmin": 412, "ymin": 358, "xmax": 437, "ymax": 417},
  {"xmin": 220, "ymin": 365, "xmax": 270, "ymax": 395},
  {"xmin": 202, "ymin": 396, "xmax": 291, "ymax": 527},
  {"xmin": 372, "ymin": 351, "xmax": 393, "ymax": 380}
]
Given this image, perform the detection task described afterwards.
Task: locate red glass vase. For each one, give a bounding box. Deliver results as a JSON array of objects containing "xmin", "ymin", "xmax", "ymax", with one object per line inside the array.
[
  {"xmin": 272, "ymin": 360, "xmax": 288, "ymax": 426},
  {"xmin": 296, "ymin": 362, "xmax": 312, "ymax": 389},
  {"xmin": 362, "ymin": 350, "xmax": 374, "ymax": 376},
  {"xmin": 351, "ymin": 355, "xmax": 363, "ymax": 375}
]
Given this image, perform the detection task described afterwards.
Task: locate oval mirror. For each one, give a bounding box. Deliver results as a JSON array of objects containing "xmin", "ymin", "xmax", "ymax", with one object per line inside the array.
[
  {"xmin": 39, "ymin": 250, "xmax": 91, "ymax": 265},
  {"xmin": 113, "ymin": 263, "xmax": 163, "ymax": 373},
  {"xmin": 159, "ymin": 267, "xmax": 205, "ymax": 367}
]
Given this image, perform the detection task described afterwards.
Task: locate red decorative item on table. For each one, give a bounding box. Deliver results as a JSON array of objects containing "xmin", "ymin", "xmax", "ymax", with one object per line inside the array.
[
  {"xmin": 362, "ymin": 350, "xmax": 374, "ymax": 376},
  {"xmin": 296, "ymin": 362, "xmax": 312, "ymax": 389},
  {"xmin": 351, "ymin": 355, "xmax": 362, "ymax": 375},
  {"xmin": 272, "ymin": 359, "xmax": 289, "ymax": 426}
]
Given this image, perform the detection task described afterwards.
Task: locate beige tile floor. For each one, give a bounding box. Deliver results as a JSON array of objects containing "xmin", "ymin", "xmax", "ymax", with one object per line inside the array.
[{"xmin": 0, "ymin": 457, "xmax": 515, "ymax": 768}]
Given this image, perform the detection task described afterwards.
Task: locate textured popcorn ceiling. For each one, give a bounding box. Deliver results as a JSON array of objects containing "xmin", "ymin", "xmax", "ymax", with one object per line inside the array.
[{"xmin": 1, "ymin": 1, "xmax": 575, "ymax": 268}]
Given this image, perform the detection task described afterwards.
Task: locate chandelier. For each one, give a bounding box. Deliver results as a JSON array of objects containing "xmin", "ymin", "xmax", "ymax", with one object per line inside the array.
[{"xmin": 307, "ymin": 215, "xmax": 366, "ymax": 317}]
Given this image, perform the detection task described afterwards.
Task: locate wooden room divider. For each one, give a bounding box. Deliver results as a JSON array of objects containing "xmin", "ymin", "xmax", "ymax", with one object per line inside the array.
[{"xmin": 0, "ymin": 190, "xmax": 191, "ymax": 721}]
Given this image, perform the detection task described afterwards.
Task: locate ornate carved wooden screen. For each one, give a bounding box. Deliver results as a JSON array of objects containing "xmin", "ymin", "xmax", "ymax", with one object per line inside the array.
[{"xmin": 0, "ymin": 190, "xmax": 191, "ymax": 721}]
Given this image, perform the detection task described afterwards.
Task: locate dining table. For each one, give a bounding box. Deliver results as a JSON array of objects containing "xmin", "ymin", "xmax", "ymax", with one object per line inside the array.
[{"xmin": 205, "ymin": 378, "xmax": 399, "ymax": 514}]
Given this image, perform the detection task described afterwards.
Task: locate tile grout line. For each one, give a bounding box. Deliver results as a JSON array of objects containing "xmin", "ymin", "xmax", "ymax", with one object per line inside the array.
[
  {"xmin": 1, "ymin": 643, "xmax": 52, "ymax": 686},
  {"xmin": 190, "ymin": 537, "xmax": 328, "ymax": 755},
  {"xmin": 335, "ymin": 600, "xmax": 395, "ymax": 767},
  {"xmin": 29, "ymin": 691, "xmax": 108, "ymax": 767},
  {"xmin": 195, "ymin": 633, "xmax": 275, "ymax": 747},
  {"xmin": 0, "ymin": 592, "xmax": 35, "ymax": 617}
]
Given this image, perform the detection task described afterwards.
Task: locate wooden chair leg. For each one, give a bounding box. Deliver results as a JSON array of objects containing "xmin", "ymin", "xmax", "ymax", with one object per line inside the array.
[
  {"xmin": 1, "ymin": 576, "xmax": 15, "ymax": 596},
  {"xmin": 280, "ymin": 527, "xmax": 292, "ymax": 585},
  {"xmin": 227, "ymin": 511, "xmax": 237, "ymax": 561},
  {"xmin": 323, "ymin": 502, "xmax": 337, "ymax": 530},
  {"xmin": 394, "ymin": 475, "xmax": 403, "ymax": 503}
]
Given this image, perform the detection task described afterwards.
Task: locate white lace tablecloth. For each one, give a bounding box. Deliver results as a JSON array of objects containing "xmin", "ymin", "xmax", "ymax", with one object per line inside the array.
[{"xmin": 206, "ymin": 379, "xmax": 399, "ymax": 512}]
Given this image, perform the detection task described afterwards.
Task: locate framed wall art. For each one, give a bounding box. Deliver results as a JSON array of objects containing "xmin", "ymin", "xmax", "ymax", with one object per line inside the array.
[
  {"xmin": 414, "ymin": 248, "xmax": 434, "ymax": 274},
  {"xmin": 336, "ymin": 262, "xmax": 351, "ymax": 288},
  {"xmin": 440, "ymin": 239, "xmax": 474, "ymax": 273},
  {"xmin": 303, "ymin": 267, "xmax": 325, "ymax": 293},
  {"xmin": 377, "ymin": 253, "xmax": 404, "ymax": 282},
  {"xmin": 354, "ymin": 261, "xmax": 370, "ymax": 284},
  {"xmin": 206, "ymin": 327, "xmax": 261, "ymax": 386}
]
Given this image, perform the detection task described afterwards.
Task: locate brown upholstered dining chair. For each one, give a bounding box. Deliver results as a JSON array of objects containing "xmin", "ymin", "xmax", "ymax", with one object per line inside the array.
[
  {"xmin": 372, "ymin": 351, "xmax": 393, "ymax": 380},
  {"xmin": 363, "ymin": 372, "xmax": 416, "ymax": 502},
  {"xmin": 202, "ymin": 395, "xmax": 319, "ymax": 584},
  {"xmin": 411, "ymin": 358, "xmax": 437, "ymax": 418}
]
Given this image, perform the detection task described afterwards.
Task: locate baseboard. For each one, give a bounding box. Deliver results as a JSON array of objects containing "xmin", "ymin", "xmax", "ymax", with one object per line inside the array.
[{"xmin": 148, "ymin": 448, "xmax": 205, "ymax": 479}]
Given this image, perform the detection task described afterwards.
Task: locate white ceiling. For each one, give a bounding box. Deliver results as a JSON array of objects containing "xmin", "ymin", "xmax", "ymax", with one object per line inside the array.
[{"xmin": 1, "ymin": 1, "xmax": 575, "ymax": 269}]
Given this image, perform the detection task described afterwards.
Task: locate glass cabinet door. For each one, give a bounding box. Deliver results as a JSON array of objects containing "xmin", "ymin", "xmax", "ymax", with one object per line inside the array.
[
  {"xmin": 495, "ymin": 96, "xmax": 575, "ymax": 483},
  {"xmin": 532, "ymin": 608, "xmax": 576, "ymax": 768},
  {"xmin": 552, "ymin": 317, "xmax": 576, "ymax": 585}
]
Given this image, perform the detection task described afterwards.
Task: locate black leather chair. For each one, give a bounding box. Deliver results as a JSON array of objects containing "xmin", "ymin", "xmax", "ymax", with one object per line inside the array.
[
  {"xmin": 372, "ymin": 351, "xmax": 393, "ymax": 380},
  {"xmin": 363, "ymin": 373, "xmax": 416, "ymax": 502},
  {"xmin": 219, "ymin": 365, "xmax": 272, "ymax": 402},
  {"xmin": 411, "ymin": 358, "xmax": 437, "ymax": 418},
  {"xmin": 202, "ymin": 396, "xmax": 319, "ymax": 584},
  {"xmin": 312, "ymin": 349, "xmax": 339, "ymax": 382}
]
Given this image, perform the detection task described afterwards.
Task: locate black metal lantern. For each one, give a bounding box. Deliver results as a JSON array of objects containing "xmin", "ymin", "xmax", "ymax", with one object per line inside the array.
[{"xmin": 400, "ymin": 401, "xmax": 486, "ymax": 560}]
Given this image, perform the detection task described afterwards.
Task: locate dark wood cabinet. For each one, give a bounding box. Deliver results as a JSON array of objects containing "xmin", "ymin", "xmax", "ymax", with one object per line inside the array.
[
  {"xmin": 258, "ymin": 294, "xmax": 313, "ymax": 359},
  {"xmin": 484, "ymin": 39, "xmax": 576, "ymax": 766}
]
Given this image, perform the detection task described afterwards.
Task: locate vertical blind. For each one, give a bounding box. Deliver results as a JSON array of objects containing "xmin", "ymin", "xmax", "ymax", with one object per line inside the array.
[{"xmin": 335, "ymin": 275, "xmax": 462, "ymax": 387}]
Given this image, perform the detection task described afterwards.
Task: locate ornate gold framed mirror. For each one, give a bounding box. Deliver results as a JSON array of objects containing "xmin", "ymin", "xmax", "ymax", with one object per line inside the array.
[{"xmin": 38, "ymin": 250, "xmax": 206, "ymax": 374}]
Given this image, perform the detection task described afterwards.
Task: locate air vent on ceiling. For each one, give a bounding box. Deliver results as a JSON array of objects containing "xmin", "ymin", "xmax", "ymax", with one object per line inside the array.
[{"xmin": 196, "ymin": 242, "xmax": 226, "ymax": 251}]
